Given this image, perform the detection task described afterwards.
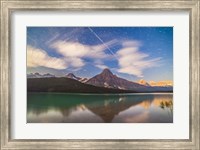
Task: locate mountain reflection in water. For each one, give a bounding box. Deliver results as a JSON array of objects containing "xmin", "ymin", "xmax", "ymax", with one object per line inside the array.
[{"xmin": 27, "ymin": 93, "xmax": 173, "ymax": 123}]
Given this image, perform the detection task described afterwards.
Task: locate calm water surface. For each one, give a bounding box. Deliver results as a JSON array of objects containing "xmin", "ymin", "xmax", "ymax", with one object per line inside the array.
[{"xmin": 27, "ymin": 93, "xmax": 173, "ymax": 123}]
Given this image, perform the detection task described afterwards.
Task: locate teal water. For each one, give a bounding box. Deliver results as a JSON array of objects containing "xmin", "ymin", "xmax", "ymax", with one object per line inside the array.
[{"xmin": 27, "ymin": 93, "xmax": 173, "ymax": 123}]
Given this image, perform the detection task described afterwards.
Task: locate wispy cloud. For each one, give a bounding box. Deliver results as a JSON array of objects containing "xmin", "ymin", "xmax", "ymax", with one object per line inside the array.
[
  {"xmin": 93, "ymin": 59, "xmax": 108, "ymax": 69},
  {"xmin": 27, "ymin": 45, "xmax": 67, "ymax": 69},
  {"xmin": 28, "ymin": 35, "xmax": 161, "ymax": 78},
  {"xmin": 117, "ymin": 41, "xmax": 161, "ymax": 77},
  {"xmin": 95, "ymin": 64, "xmax": 108, "ymax": 69},
  {"xmin": 50, "ymin": 40, "xmax": 117, "ymax": 69}
]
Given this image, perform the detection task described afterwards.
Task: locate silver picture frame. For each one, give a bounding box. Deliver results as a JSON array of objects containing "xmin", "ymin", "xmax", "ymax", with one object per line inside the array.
[{"xmin": 0, "ymin": 0, "xmax": 199, "ymax": 149}]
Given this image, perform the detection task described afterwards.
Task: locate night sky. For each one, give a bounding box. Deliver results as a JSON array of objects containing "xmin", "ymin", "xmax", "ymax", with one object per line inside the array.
[{"xmin": 27, "ymin": 27, "xmax": 173, "ymax": 82}]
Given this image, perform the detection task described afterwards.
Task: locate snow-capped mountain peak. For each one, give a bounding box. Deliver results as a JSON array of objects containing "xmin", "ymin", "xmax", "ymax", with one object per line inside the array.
[
  {"xmin": 86, "ymin": 68, "xmax": 145, "ymax": 90},
  {"xmin": 66, "ymin": 73, "xmax": 81, "ymax": 80},
  {"xmin": 66, "ymin": 73, "xmax": 88, "ymax": 83},
  {"xmin": 27, "ymin": 73, "xmax": 55, "ymax": 78}
]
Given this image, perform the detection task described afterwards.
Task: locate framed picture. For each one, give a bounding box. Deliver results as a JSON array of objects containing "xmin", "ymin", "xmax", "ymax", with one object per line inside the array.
[
  {"xmin": 1, "ymin": 0, "xmax": 199, "ymax": 149},
  {"xmin": 27, "ymin": 26, "xmax": 174, "ymax": 124}
]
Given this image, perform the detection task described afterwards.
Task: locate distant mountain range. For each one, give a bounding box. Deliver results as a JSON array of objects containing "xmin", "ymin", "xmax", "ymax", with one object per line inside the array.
[
  {"xmin": 27, "ymin": 69, "xmax": 173, "ymax": 93},
  {"xmin": 149, "ymin": 80, "xmax": 173, "ymax": 87},
  {"xmin": 138, "ymin": 79, "xmax": 173, "ymax": 87},
  {"xmin": 27, "ymin": 72, "xmax": 55, "ymax": 78}
]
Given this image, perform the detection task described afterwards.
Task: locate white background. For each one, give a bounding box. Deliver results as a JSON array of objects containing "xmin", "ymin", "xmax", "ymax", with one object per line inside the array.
[{"xmin": 11, "ymin": 11, "xmax": 189, "ymax": 139}]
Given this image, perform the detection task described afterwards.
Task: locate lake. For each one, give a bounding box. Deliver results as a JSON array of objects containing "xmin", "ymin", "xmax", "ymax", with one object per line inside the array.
[{"xmin": 27, "ymin": 93, "xmax": 173, "ymax": 123}]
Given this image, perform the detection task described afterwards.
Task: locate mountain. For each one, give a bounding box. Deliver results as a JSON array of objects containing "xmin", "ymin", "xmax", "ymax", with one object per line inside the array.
[
  {"xmin": 43, "ymin": 73, "xmax": 56, "ymax": 78},
  {"xmin": 86, "ymin": 69, "xmax": 172, "ymax": 92},
  {"xmin": 27, "ymin": 72, "xmax": 42, "ymax": 78},
  {"xmin": 66, "ymin": 73, "xmax": 88, "ymax": 83},
  {"xmin": 66, "ymin": 73, "xmax": 81, "ymax": 80},
  {"xmin": 27, "ymin": 77, "xmax": 134, "ymax": 93},
  {"xmin": 27, "ymin": 72, "xmax": 55, "ymax": 78},
  {"xmin": 137, "ymin": 79, "xmax": 173, "ymax": 87},
  {"xmin": 138, "ymin": 79, "xmax": 150, "ymax": 86},
  {"xmin": 149, "ymin": 80, "xmax": 173, "ymax": 87},
  {"xmin": 86, "ymin": 68, "xmax": 150, "ymax": 92},
  {"xmin": 27, "ymin": 69, "xmax": 173, "ymax": 93}
]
